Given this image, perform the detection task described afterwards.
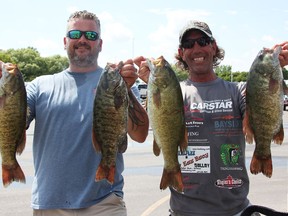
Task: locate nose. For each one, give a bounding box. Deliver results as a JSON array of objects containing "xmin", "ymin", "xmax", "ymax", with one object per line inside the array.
[
  {"xmin": 193, "ymin": 41, "xmax": 203, "ymax": 49},
  {"xmin": 78, "ymin": 34, "xmax": 87, "ymax": 41}
]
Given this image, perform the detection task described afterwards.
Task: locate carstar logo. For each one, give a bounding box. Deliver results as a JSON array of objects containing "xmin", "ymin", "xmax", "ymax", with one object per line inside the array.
[{"xmin": 215, "ymin": 175, "xmax": 243, "ymax": 189}]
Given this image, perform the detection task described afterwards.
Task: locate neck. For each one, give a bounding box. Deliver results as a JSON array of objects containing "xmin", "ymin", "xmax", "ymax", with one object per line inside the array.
[
  {"xmin": 189, "ymin": 71, "xmax": 217, "ymax": 82},
  {"xmin": 68, "ymin": 63, "xmax": 99, "ymax": 73}
]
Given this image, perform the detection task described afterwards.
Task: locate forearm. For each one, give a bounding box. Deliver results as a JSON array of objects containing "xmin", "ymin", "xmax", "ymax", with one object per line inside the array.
[{"xmin": 127, "ymin": 90, "xmax": 149, "ymax": 143}]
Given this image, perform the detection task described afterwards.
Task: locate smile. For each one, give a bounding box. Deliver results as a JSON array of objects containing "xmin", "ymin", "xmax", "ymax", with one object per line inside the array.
[{"xmin": 193, "ymin": 57, "xmax": 205, "ymax": 62}]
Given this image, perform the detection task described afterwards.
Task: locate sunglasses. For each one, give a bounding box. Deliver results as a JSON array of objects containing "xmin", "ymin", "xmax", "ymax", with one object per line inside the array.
[
  {"xmin": 181, "ymin": 37, "xmax": 212, "ymax": 49},
  {"xmin": 66, "ymin": 30, "xmax": 99, "ymax": 41}
]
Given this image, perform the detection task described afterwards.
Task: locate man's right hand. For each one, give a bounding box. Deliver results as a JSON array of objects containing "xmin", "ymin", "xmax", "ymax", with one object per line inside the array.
[
  {"xmin": 272, "ymin": 42, "xmax": 288, "ymax": 67},
  {"xmin": 133, "ymin": 56, "xmax": 151, "ymax": 84}
]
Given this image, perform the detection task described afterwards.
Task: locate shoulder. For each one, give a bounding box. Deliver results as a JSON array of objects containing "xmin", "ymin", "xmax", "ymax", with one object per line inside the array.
[
  {"xmin": 31, "ymin": 71, "xmax": 65, "ymax": 84},
  {"xmin": 26, "ymin": 71, "xmax": 66, "ymax": 93},
  {"xmin": 222, "ymin": 80, "xmax": 246, "ymax": 91}
]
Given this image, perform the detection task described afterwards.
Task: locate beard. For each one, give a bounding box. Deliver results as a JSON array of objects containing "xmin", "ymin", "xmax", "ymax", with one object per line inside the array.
[{"xmin": 67, "ymin": 42, "xmax": 99, "ymax": 68}]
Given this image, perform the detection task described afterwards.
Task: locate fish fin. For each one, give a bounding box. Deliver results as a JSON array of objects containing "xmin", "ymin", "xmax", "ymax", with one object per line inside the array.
[
  {"xmin": 268, "ymin": 78, "xmax": 279, "ymax": 94},
  {"xmin": 250, "ymin": 153, "xmax": 272, "ymax": 178},
  {"xmin": 16, "ymin": 128, "xmax": 26, "ymax": 155},
  {"xmin": 242, "ymin": 108, "xmax": 254, "ymax": 144},
  {"xmin": 114, "ymin": 93, "xmax": 125, "ymax": 110},
  {"xmin": 106, "ymin": 165, "xmax": 116, "ymax": 184},
  {"xmin": 118, "ymin": 135, "xmax": 128, "ymax": 153},
  {"xmin": 273, "ymin": 124, "xmax": 284, "ymax": 145},
  {"xmin": 160, "ymin": 166, "xmax": 184, "ymax": 193},
  {"xmin": 26, "ymin": 107, "xmax": 31, "ymax": 129},
  {"xmin": 2, "ymin": 163, "xmax": 26, "ymax": 187},
  {"xmin": 153, "ymin": 139, "xmax": 161, "ymax": 156},
  {"xmin": 92, "ymin": 130, "xmax": 101, "ymax": 152},
  {"xmin": 179, "ymin": 127, "xmax": 188, "ymax": 153},
  {"xmin": 95, "ymin": 163, "xmax": 115, "ymax": 185},
  {"xmin": 153, "ymin": 89, "xmax": 161, "ymax": 108},
  {"xmin": 0, "ymin": 95, "xmax": 6, "ymax": 108}
]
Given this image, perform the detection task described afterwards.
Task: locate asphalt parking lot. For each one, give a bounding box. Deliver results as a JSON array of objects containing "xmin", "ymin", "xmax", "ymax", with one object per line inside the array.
[{"xmin": 0, "ymin": 113, "xmax": 287, "ymax": 216}]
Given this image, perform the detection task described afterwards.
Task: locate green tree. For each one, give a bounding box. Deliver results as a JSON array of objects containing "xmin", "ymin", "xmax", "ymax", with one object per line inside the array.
[
  {"xmin": 283, "ymin": 67, "xmax": 288, "ymax": 80},
  {"xmin": 234, "ymin": 71, "xmax": 248, "ymax": 82},
  {"xmin": 44, "ymin": 55, "xmax": 69, "ymax": 77},
  {"xmin": 215, "ymin": 65, "xmax": 232, "ymax": 74},
  {"xmin": 171, "ymin": 62, "xmax": 249, "ymax": 82},
  {"xmin": 171, "ymin": 63, "xmax": 250, "ymax": 82},
  {"xmin": 172, "ymin": 64, "xmax": 188, "ymax": 81},
  {"xmin": 0, "ymin": 47, "xmax": 68, "ymax": 81},
  {"xmin": 0, "ymin": 50, "xmax": 12, "ymax": 62},
  {"xmin": 215, "ymin": 65, "xmax": 248, "ymax": 82},
  {"xmin": 215, "ymin": 65, "xmax": 232, "ymax": 81}
]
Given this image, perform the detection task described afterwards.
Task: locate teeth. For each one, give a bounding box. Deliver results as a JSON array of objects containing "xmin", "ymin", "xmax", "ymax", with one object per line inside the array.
[{"xmin": 194, "ymin": 57, "xmax": 204, "ymax": 61}]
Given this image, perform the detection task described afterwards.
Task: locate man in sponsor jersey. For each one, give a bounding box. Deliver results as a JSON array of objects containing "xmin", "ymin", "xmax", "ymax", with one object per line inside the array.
[{"xmin": 136, "ymin": 20, "xmax": 288, "ymax": 216}]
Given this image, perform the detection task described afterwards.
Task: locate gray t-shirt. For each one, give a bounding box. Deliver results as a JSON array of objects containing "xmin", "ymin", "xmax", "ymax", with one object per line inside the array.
[
  {"xmin": 26, "ymin": 68, "xmax": 133, "ymax": 209},
  {"xmin": 170, "ymin": 78, "xmax": 249, "ymax": 216}
]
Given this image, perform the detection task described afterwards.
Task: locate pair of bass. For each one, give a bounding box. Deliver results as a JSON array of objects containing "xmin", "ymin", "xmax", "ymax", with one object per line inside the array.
[{"xmin": 0, "ymin": 61, "xmax": 130, "ymax": 188}]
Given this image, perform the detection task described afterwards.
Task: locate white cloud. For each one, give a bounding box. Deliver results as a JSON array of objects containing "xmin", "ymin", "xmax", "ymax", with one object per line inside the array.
[
  {"xmin": 99, "ymin": 11, "xmax": 133, "ymax": 42},
  {"xmin": 67, "ymin": 6, "xmax": 79, "ymax": 14},
  {"xmin": 261, "ymin": 35, "xmax": 275, "ymax": 42},
  {"xmin": 33, "ymin": 39, "xmax": 64, "ymax": 57},
  {"xmin": 225, "ymin": 10, "xmax": 238, "ymax": 15},
  {"xmin": 146, "ymin": 9, "xmax": 212, "ymax": 63}
]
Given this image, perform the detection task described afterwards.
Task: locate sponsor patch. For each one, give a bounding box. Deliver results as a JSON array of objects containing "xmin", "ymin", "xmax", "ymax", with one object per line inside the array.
[
  {"xmin": 220, "ymin": 144, "xmax": 243, "ymax": 171},
  {"xmin": 179, "ymin": 146, "xmax": 210, "ymax": 173},
  {"xmin": 215, "ymin": 175, "xmax": 243, "ymax": 189}
]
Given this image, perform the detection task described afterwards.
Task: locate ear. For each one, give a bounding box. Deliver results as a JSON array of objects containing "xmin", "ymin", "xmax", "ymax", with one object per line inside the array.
[
  {"xmin": 178, "ymin": 47, "xmax": 183, "ymax": 58},
  {"xmin": 98, "ymin": 39, "xmax": 103, "ymax": 52},
  {"xmin": 63, "ymin": 37, "xmax": 67, "ymax": 50},
  {"xmin": 211, "ymin": 41, "xmax": 217, "ymax": 56}
]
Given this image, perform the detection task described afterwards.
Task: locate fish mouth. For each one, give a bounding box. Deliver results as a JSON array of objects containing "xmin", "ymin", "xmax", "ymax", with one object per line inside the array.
[
  {"xmin": 273, "ymin": 46, "xmax": 281, "ymax": 57},
  {"xmin": 258, "ymin": 46, "xmax": 281, "ymax": 66},
  {"xmin": 154, "ymin": 56, "xmax": 165, "ymax": 68},
  {"xmin": 4, "ymin": 64, "xmax": 18, "ymax": 75},
  {"xmin": 146, "ymin": 56, "xmax": 165, "ymax": 76}
]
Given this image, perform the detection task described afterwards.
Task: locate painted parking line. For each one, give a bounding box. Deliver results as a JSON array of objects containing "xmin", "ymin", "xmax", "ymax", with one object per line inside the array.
[{"xmin": 140, "ymin": 195, "xmax": 170, "ymax": 216}]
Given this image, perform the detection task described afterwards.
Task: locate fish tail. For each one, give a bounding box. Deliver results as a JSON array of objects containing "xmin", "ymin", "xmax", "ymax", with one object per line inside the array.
[
  {"xmin": 95, "ymin": 163, "xmax": 115, "ymax": 185},
  {"xmin": 2, "ymin": 162, "xmax": 26, "ymax": 187},
  {"xmin": 160, "ymin": 166, "xmax": 184, "ymax": 193},
  {"xmin": 250, "ymin": 153, "xmax": 272, "ymax": 178}
]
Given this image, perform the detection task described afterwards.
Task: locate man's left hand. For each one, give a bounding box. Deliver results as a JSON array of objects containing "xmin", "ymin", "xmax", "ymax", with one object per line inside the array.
[{"xmin": 119, "ymin": 59, "xmax": 138, "ymax": 89}]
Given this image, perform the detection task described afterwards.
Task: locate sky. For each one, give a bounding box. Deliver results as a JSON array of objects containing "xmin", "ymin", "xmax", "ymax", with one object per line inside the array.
[{"xmin": 1, "ymin": 0, "xmax": 288, "ymax": 72}]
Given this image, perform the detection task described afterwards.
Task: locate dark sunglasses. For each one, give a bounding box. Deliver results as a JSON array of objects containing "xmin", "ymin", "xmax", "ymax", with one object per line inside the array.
[
  {"xmin": 66, "ymin": 30, "xmax": 99, "ymax": 41},
  {"xmin": 181, "ymin": 37, "xmax": 213, "ymax": 49}
]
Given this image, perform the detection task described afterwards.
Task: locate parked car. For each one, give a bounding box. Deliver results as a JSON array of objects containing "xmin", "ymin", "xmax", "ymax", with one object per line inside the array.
[
  {"xmin": 138, "ymin": 83, "xmax": 147, "ymax": 99},
  {"xmin": 284, "ymin": 95, "xmax": 288, "ymax": 111}
]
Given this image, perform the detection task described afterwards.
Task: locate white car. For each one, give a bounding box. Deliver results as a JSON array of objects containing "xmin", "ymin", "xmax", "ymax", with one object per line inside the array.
[
  {"xmin": 138, "ymin": 83, "xmax": 147, "ymax": 99},
  {"xmin": 284, "ymin": 95, "xmax": 288, "ymax": 110}
]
